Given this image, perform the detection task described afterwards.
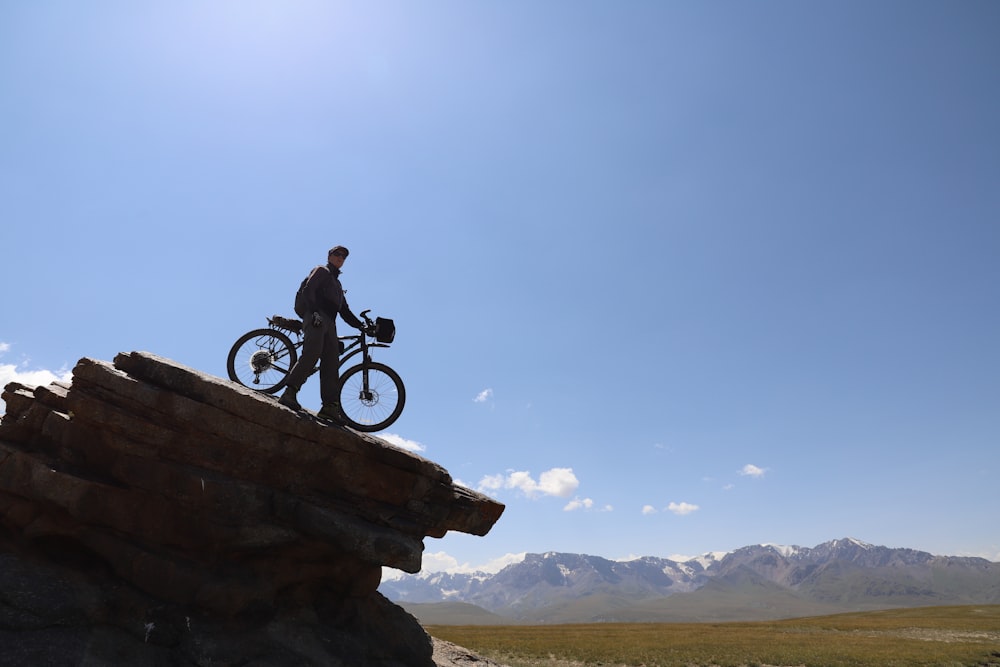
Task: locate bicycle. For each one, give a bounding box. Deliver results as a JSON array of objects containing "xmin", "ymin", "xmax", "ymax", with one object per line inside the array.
[{"xmin": 226, "ymin": 310, "xmax": 405, "ymax": 432}]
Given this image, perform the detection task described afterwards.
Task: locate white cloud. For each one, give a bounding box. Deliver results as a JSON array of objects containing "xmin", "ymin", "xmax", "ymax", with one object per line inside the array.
[
  {"xmin": 477, "ymin": 474, "xmax": 505, "ymax": 492},
  {"xmin": 379, "ymin": 568, "xmax": 406, "ymax": 582},
  {"xmin": 419, "ymin": 551, "xmax": 462, "ymax": 573},
  {"xmin": 643, "ymin": 502, "xmax": 699, "ymax": 516},
  {"xmin": 563, "ymin": 497, "xmax": 593, "ymax": 512},
  {"xmin": 667, "ymin": 501, "xmax": 700, "ymax": 516},
  {"xmin": 0, "ymin": 344, "xmax": 72, "ymax": 391},
  {"xmin": 506, "ymin": 471, "xmax": 540, "ymax": 495},
  {"xmin": 514, "ymin": 468, "xmax": 579, "ymax": 498},
  {"xmin": 739, "ymin": 463, "xmax": 767, "ymax": 478},
  {"xmin": 473, "ymin": 388, "xmax": 493, "ymax": 403},
  {"xmin": 382, "ymin": 551, "xmax": 526, "ymax": 580},
  {"xmin": 477, "ymin": 467, "xmax": 580, "ymax": 499},
  {"xmin": 472, "ymin": 552, "xmax": 527, "ymax": 574},
  {"xmin": 378, "ymin": 433, "xmax": 425, "ymax": 453}
]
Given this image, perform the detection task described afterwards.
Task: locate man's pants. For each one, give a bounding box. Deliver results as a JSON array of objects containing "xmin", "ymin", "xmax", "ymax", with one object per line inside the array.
[{"xmin": 284, "ymin": 315, "xmax": 340, "ymax": 406}]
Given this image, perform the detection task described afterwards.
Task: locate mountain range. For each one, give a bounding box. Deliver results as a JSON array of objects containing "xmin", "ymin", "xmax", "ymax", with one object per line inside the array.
[{"xmin": 379, "ymin": 538, "xmax": 1000, "ymax": 624}]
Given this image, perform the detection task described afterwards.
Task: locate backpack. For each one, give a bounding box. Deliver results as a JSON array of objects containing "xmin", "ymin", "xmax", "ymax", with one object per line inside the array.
[{"xmin": 293, "ymin": 267, "xmax": 332, "ymax": 319}]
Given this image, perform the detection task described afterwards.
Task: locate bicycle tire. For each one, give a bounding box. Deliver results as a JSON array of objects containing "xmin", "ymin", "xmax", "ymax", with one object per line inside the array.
[
  {"xmin": 337, "ymin": 362, "xmax": 406, "ymax": 432},
  {"xmin": 226, "ymin": 328, "xmax": 297, "ymax": 394}
]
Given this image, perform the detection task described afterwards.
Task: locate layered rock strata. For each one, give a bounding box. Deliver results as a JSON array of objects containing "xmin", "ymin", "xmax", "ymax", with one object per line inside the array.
[{"xmin": 0, "ymin": 351, "xmax": 504, "ymax": 666}]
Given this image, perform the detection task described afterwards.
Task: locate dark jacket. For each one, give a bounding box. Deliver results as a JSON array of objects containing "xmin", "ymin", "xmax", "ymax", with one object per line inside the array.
[{"xmin": 300, "ymin": 264, "xmax": 364, "ymax": 329}]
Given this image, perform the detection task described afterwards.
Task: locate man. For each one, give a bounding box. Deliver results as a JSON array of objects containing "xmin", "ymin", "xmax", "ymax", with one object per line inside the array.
[{"xmin": 279, "ymin": 245, "xmax": 369, "ymax": 422}]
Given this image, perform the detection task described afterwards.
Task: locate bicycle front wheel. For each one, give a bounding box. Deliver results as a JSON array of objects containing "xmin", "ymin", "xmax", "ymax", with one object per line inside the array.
[
  {"xmin": 227, "ymin": 328, "xmax": 297, "ymax": 394},
  {"xmin": 338, "ymin": 362, "xmax": 406, "ymax": 432}
]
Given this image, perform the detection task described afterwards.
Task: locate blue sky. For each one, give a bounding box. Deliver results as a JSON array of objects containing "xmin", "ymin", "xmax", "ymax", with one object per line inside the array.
[{"xmin": 3, "ymin": 1, "xmax": 998, "ymax": 575}]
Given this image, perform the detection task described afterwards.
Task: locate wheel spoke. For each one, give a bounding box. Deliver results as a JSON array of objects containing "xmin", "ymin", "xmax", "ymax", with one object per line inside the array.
[{"xmin": 338, "ymin": 363, "xmax": 405, "ymax": 432}]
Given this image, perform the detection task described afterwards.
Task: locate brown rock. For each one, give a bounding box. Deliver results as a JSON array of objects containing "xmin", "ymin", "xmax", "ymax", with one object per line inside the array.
[
  {"xmin": 0, "ymin": 351, "xmax": 505, "ymax": 666},
  {"xmin": 431, "ymin": 638, "xmax": 512, "ymax": 667}
]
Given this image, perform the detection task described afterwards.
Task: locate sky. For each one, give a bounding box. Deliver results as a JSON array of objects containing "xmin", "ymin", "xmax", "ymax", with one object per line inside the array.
[{"xmin": 2, "ymin": 1, "xmax": 999, "ymax": 577}]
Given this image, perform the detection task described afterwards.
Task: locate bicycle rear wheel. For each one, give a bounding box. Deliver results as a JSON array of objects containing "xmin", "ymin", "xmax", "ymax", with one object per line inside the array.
[
  {"xmin": 337, "ymin": 362, "xmax": 405, "ymax": 432},
  {"xmin": 227, "ymin": 328, "xmax": 297, "ymax": 394}
]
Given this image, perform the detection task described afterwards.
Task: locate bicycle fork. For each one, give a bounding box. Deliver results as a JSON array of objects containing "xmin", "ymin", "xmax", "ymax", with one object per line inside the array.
[{"xmin": 358, "ymin": 366, "xmax": 375, "ymax": 403}]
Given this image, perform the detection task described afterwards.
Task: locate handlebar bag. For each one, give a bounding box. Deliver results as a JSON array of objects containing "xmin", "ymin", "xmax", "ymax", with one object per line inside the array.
[{"xmin": 374, "ymin": 317, "xmax": 395, "ymax": 343}]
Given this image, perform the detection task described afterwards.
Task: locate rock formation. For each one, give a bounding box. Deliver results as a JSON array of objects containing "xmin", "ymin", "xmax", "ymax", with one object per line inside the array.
[{"xmin": 0, "ymin": 351, "xmax": 505, "ymax": 666}]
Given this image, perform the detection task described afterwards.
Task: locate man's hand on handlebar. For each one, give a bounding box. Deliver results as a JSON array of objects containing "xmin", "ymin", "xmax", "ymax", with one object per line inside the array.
[{"xmin": 359, "ymin": 309, "xmax": 376, "ymax": 337}]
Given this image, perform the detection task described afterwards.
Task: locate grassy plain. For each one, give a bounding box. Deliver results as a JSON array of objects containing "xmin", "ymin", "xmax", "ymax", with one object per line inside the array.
[{"xmin": 428, "ymin": 605, "xmax": 1000, "ymax": 667}]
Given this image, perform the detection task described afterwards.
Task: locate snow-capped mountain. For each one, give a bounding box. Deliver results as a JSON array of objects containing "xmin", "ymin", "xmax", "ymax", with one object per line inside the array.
[{"xmin": 380, "ymin": 538, "xmax": 1000, "ymax": 623}]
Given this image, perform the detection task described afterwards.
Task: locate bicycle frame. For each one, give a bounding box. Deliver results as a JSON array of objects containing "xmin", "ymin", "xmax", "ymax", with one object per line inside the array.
[
  {"xmin": 335, "ymin": 334, "xmax": 391, "ymax": 372},
  {"xmin": 271, "ymin": 311, "xmax": 390, "ymax": 379}
]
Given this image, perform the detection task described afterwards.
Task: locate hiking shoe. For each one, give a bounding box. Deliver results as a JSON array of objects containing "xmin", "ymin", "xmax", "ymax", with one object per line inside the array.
[
  {"xmin": 317, "ymin": 403, "xmax": 345, "ymax": 425},
  {"xmin": 278, "ymin": 388, "xmax": 301, "ymax": 411}
]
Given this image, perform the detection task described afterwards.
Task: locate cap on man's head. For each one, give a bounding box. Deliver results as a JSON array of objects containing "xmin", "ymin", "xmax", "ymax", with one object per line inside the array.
[{"xmin": 329, "ymin": 245, "xmax": 349, "ymax": 258}]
